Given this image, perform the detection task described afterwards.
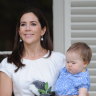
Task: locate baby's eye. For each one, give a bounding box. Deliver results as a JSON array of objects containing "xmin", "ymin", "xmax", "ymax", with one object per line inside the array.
[{"xmin": 72, "ymin": 62, "xmax": 76, "ymax": 64}]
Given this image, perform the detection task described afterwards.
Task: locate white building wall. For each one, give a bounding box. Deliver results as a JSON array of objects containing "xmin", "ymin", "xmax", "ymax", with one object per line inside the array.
[{"xmin": 53, "ymin": 0, "xmax": 71, "ymax": 53}]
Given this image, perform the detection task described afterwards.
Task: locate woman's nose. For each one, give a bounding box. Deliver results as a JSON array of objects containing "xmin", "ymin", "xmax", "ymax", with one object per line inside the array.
[{"xmin": 26, "ymin": 25, "xmax": 31, "ymax": 30}]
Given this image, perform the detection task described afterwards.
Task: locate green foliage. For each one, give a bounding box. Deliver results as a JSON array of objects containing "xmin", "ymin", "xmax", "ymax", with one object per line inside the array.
[
  {"xmin": 38, "ymin": 82, "xmax": 52, "ymax": 95},
  {"xmin": 39, "ymin": 89, "xmax": 46, "ymax": 94}
]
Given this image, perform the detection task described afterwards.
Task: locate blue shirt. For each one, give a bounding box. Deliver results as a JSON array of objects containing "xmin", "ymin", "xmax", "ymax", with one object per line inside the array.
[{"xmin": 54, "ymin": 67, "xmax": 90, "ymax": 95}]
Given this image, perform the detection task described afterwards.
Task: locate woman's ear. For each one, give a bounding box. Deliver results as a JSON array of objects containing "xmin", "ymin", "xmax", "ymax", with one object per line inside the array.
[{"xmin": 41, "ymin": 27, "xmax": 46, "ymax": 36}]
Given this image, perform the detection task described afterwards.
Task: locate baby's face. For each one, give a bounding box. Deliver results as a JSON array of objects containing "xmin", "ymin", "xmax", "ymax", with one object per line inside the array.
[{"xmin": 66, "ymin": 52, "xmax": 87, "ymax": 74}]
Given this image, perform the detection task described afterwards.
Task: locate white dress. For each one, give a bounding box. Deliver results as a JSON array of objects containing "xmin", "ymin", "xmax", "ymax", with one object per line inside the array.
[{"xmin": 0, "ymin": 51, "xmax": 65, "ymax": 96}]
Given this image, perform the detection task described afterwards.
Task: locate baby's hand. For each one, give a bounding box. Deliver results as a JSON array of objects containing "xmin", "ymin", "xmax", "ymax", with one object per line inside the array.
[
  {"xmin": 62, "ymin": 95, "xmax": 78, "ymax": 96},
  {"xmin": 73, "ymin": 95, "xmax": 78, "ymax": 96}
]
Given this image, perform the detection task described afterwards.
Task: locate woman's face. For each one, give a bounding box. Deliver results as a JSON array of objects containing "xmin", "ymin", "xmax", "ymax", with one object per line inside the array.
[{"xmin": 19, "ymin": 12, "xmax": 46, "ymax": 45}]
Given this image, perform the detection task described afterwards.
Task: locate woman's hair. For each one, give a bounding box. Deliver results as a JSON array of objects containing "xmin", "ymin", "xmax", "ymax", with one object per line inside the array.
[
  {"xmin": 67, "ymin": 42, "xmax": 92, "ymax": 64},
  {"xmin": 7, "ymin": 8, "xmax": 53, "ymax": 72}
]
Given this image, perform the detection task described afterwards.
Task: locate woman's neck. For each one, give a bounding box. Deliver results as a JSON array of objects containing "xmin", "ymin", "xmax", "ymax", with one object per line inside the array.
[{"xmin": 23, "ymin": 44, "xmax": 47, "ymax": 60}]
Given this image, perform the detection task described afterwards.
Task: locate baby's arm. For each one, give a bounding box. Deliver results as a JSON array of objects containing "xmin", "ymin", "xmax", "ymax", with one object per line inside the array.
[{"xmin": 78, "ymin": 88, "xmax": 88, "ymax": 96}]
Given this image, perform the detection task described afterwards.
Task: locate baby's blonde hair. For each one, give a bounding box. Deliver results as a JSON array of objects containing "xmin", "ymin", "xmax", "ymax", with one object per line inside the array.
[{"xmin": 67, "ymin": 42, "xmax": 92, "ymax": 64}]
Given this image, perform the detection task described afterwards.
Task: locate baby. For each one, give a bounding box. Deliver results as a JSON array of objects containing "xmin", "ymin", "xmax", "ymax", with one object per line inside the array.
[{"xmin": 54, "ymin": 42, "xmax": 92, "ymax": 96}]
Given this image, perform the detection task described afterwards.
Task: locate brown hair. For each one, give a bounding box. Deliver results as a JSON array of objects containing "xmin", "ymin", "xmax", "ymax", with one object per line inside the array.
[
  {"xmin": 67, "ymin": 42, "xmax": 92, "ymax": 64},
  {"xmin": 7, "ymin": 8, "xmax": 53, "ymax": 72}
]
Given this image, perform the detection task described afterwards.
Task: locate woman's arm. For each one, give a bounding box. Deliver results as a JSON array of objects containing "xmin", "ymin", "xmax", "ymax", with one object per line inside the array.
[{"xmin": 0, "ymin": 72, "xmax": 12, "ymax": 96}]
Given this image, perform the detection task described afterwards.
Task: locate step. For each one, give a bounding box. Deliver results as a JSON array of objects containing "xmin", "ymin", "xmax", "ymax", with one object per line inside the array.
[
  {"xmin": 90, "ymin": 83, "xmax": 96, "ymax": 91},
  {"xmin": 89, "ymin": 91, "xmax": 96, "ymax": 96},
  {"xmin": 88, "ymin": 61, "xmax": 96, "ymax": 68},
  {"xmin": 90, "ymin": 76, "xmax": 96, "ymax": 83},
  {"xmin": 88, "ymin": 68, "xmax": 96, "ymax": 76}
]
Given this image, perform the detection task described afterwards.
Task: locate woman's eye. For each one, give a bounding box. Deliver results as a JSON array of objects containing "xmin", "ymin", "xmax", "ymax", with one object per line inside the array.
[
  {"xmin": 31, "ymin": 23, "xmax": 36, "ymax": 26},
  {"xmin": 20, "ymin": 23, "xmax": 26, "ymax": 26}
]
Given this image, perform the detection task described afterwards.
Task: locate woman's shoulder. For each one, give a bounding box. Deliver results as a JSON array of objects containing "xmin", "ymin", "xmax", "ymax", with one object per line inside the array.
[
  {"xmin": 0, "ymin": 57, "xmax": 16, "ymax": 78},
  {"xmin": 50, "ymin": 51, "xmax": 66, "ymax": 72},
  {"xmin": 0, "ymin": 57, "xmax": 16, "ymax": 68},
  {"xmin": 51, "ymin": 51, "xmax": 65, "ymax": 59},
  {"xmin": 50, "ymin": 51, "xmax": 66, "ymax": 66},
  {"xmin": 1, "ymin": 57, "xmax": 8, "ymax": 64}
]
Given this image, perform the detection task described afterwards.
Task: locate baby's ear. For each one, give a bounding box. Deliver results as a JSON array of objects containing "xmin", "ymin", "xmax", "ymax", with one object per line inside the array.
[
  {"xmin": 84, "ymin": 61, "xmax": 88, "ymax": 67},
  {"xmin": 84, "ymin": 61, "xmax": 88, "ymax": 64}
]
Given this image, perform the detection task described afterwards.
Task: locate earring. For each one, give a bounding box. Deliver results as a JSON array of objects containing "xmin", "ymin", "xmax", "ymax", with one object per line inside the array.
[
  {"xmin": 41, "ymin": 36, "xmax": 43, "ymax": 41},
  {"xmin": 20, "ymin": 39, "xmax": 22, "ymax": 42}
]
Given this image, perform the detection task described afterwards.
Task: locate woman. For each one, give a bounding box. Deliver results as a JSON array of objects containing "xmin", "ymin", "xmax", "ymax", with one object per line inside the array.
[{"xmin": 0, "ymin": 8, "xmax": 65, "ymax": 96}]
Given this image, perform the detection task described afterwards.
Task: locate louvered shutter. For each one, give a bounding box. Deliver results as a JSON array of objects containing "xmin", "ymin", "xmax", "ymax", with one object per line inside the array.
[
  {"xmin": 71, "ymin": 0, "xmax": 96, "ymax": 95},
  {"xmin": 53, "ymin": 0, "xmax": 96, "ymax": 95}
]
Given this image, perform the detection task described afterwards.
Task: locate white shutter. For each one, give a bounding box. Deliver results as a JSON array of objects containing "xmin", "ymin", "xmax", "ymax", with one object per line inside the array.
[
  {"xmin": 0, "ymin": 51, "xmax": 12, "ymax": 55},
  {"xmin": 53, "ymin": 0, "xmax": 96, "ymax": 95},
  {"xmin": 71, "ymin": 0, "xmax": 96, "ymax": 95}
]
